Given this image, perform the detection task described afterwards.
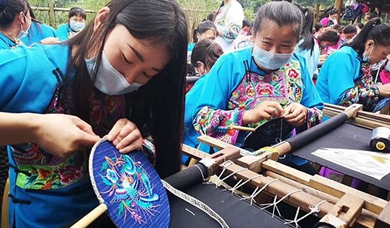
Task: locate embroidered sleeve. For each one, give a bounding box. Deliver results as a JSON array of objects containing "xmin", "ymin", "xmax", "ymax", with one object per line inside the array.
[
  {"xmin": 338, "ymin": 84, "xmax": 380, "ymax": 111},
  {"xmin": 221, "ymin": 24, "xmax": 241, "ymax": 43},
  {"xmin": 193, "ymin": 106, "xmax": 245, "ymax": 145},
  {"xmin": 306, "ymin": 107, "xmax": 323, "ymax": 128}
]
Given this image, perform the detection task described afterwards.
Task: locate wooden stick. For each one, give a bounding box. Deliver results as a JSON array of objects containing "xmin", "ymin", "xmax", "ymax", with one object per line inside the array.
[
  {"xmin": 229, "ymin": 125, "xmax": 255, "ymax": 132},
  {"xmin": 71, "ymin": 204, "xmax": 108, "ymax": 228}
]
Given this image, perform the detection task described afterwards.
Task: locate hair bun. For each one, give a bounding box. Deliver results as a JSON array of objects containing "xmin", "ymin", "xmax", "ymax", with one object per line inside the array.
[{"xmin": 0, "ymin": 0, "xmax": 6, "ymax": 11}]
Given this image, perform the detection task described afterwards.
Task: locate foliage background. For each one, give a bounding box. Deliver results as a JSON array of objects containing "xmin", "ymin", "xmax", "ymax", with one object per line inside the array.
[{"xmin": 29, "ymin": 0, "xmax": 336, "ymax": 28}]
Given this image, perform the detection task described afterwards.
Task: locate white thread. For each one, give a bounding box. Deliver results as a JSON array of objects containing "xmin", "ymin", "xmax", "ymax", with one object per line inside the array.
[
  {"xmin": 162, "ymin": 180, "xmax": 229, "ymax": 228},
  {"xmin": 214, "ymin": 160, "xmax": 234, "ymax": 187},
  {"xmin": 260, "ymin": 189, "xmax": 302, "ymax": 218},
  {"xmin": 228, "ymin": 174, "xmax": 262, "ymax": 194},
  {"xmin": 284, "ymin": 200, "xmax": 327, "ymax": 227},
  {"xmin": 194, "ymin": 164, "xmax": 206, "ymax": 181},
  {"xmin": 216, "ymin": 167, "xmax": 247, "ymax": 188},
  {"xmin": 240, "ymin": 178, "xmax": 278, "ymax": 205},
  {"xmin": 185, "ymin": 208, "xmax": 196, "ymax": 216}
]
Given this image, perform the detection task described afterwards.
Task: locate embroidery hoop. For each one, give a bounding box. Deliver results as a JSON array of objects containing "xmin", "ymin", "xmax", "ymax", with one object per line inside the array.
[
  {"xmin": 243, "ymin": 117, "xmax": 294, "ymax": 150},
  {"xmin": 73, "ymin": 139, "xmax": 170, "ymax": 228}
]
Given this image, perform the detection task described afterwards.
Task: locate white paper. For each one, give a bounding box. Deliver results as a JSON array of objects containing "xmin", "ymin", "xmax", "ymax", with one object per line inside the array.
[{"xmin": 312, "ymin": 148, "xmax": 390, "ymax": 180}]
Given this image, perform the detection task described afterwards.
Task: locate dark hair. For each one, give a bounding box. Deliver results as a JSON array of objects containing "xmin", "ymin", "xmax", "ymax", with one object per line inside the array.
[
  {"xmin": 0, "ymin": 0, "xmax": 28, "ymax": 29},
  {"xmin": 191, "ymin": 39, "xmax": 223, "ymax": 71},
  {"xmin": 365, "ymin": 13, "xmax": 375, "ymax": 20},
  {"xmin": 356, "ymin": 23, "xmax": 364, "ymax": 29},
  {"xmin": 348, "ymin": 18, "xmax": 390, "ymax": 56},
  {"xmin": 328, "ymin": 8, "xmax": 338, "ymax": 16},
  {"xmin": 318, "ymin": 29, "xmax": 340, "ymax": 44},
  {"xmin": 193, "ymin": 21, "xmax": 217, "ymax": 43},
  {"xmin": 67, "ymin": 0, "xmax": 188, "ymax": 178},
  {"xmin": 253, "ymin": 1, "xmax": 303, "ymax": 41},
  {"xmin": 295, "ymin": 4, "xmax": 315, "ymax": 54},
  {"xmin": 69, "ymin": 7, "xmax": 86, "ymax": 20},
  {"xmin": 206, "ymin": 12, "xmax": 215, "ymax": 21},
  {"xmin": 314, "ymin": 23, "xmax": 324, "ymax": 32},
  {"xmin": 342, "ymin": 25, "xmax": 357, "ymax": 34},
  {"xmin": 242, "ymin": 18, "xmax": 251, "ymax": 28}
]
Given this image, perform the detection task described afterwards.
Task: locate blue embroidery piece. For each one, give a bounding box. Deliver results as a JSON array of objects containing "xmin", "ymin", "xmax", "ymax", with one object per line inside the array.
[{"xmin": 89, "ymin": 139, "xmax": 170, "ymax": 227}]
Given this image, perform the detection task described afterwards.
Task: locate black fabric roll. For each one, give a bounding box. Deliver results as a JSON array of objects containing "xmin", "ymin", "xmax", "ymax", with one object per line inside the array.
[
  {"xmin": 286, "ymin": 112, "xmax": 348, "ymax": 151},
  {"xmin": 164, "ymin": 163, "xmax": 208, "ymax": 191}
]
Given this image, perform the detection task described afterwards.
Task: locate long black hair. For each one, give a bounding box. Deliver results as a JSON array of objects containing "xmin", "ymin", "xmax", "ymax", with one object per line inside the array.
[
  {"xmin": 67, "ymin": 0, "xmax": 188, "ymax": 177},
  {"xmin": 347, "ymin": 17, "xmax": 390, "ymax": 56},
  {"xmin": 295, "ymin": 4, "xmax": 315, "ymax": 55}
]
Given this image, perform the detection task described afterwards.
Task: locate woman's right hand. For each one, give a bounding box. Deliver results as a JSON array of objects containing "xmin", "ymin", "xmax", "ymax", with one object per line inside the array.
[
  {"xmin": 242, "ymin": 101, "xmax": 283, "ymax": 125},
  {"xmin": 32, "ymin": 114, "xmax": 100, "ymax": 158}
]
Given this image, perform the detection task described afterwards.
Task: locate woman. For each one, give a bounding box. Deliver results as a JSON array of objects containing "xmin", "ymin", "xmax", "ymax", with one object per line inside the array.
[
  {"xmin": 191, "ymin": 39, "xmax": 223, "ymax": 77},
  {"xmin": 184, "ymin": 1, "xmax": 323, "ymax": 172},
  {"xmin": 0, "ymin": 0, "xmax": 187, "ymax": 227},
  {"xmin": 317, "ymin": 29, "xmax": 341, "ymax": 56},
  {"xmin": 316, "ymin": 18, "xmax": 390, "ymax": 112},
  {"xmin": 294, "ymin": 4, "xmax": 320, "ymax": 80},
  {"xmin": 214, "ymin": 0, "xmax": 244, "ymax": 53},
  {"xmin": 20, "ymin": 2, "xmax": 58, "ymax": 45},
  {"xmin": 0, "ymin": 0, "xmax": 31, "ymax": 49},
  {"xmin": 56, "ymin": 7, "xmax": 86, "ymax": 41},
  {"xmin": 320, "ymin": 8, "xmax": 338, "ymax": 27}
]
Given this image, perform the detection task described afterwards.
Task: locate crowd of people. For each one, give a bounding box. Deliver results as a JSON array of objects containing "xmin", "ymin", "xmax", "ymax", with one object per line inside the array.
[{"xmin": 0, "ymin": 0, "xmax": 389, "ymax": 227}]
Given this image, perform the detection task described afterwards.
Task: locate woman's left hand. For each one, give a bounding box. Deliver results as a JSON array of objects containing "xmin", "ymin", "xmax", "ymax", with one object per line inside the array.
[
  {"xmin": 106, "ymin": 118, "xmax": 143, "ymax": 153},
  {"xmin": 283, "ymin": 103, "xmax": 307, "ymax": 127}
]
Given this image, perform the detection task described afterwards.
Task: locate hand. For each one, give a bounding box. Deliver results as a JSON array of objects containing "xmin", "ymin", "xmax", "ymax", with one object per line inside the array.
[
  {"xmin": 106, "ymin": 118, "xmax": 143, "ymax": 153},
  {"xmin": 377, "ymin": 84, "xmax": 390, "ymax": 97},
  {"xmin": 39, "ymin": 37, "xmax": 60, "ymax": 44},
  {"xmin": 283, "ymin": 103, "xmax": 307, "ymax": 127},
  {"xmin": 243, "ymin": 101, "xmax": 284, "ymax": 125},
  {"xmin": 32, "ymin": 114, "xmax": 100, "ymax": 158}
]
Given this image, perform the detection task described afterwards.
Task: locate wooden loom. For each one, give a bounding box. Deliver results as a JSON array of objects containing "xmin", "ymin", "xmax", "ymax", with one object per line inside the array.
[{"xmin": 181, "ymin": 104, "xmax": 390, "ymax": 228}]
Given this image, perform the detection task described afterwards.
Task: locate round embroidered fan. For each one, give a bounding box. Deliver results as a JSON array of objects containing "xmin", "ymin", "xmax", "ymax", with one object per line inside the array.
[{"xmin": 88, "ymin": 139, "xmax": 170, "ymax": 228}]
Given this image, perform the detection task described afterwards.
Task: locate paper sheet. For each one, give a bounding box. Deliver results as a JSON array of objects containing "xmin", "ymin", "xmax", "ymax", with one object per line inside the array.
[{"xmin": 312, "ymin": 148, "xmax": 390, "ymax": 180}]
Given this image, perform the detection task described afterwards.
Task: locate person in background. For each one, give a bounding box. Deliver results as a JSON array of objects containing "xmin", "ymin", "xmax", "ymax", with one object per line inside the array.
[
  {"xmin": 184, "ymin": 1, "xmax": 323, "ymax": 174},
  {"xmin": 187, "ymin": 21, "xmax": 217, "ymax": 76},
  {"xmin": 316, "ymin": 18, "xmax": 390, "ymax": 112},
  {"xmin": 56, "ymin": 7, "xmax": 86, "ymax": 41},
  {"xmin": 313, "ymin": 22, "xmax": 324, "ymax": 38},
  {"xmin": 214, "ymin": 0, "xmax": 244, "ymax": 53},
  {"xmin": 0, "ymin": 0, "xmax": 188, "ymax": 226},
  {"xmin": 234, "ymin": 18, "xmax": 253, "ymax": 49},
  {"xmin": 340, "ymin": 24, "xmax": 357, "ymax": 45},
  {"xmin": 0, "ymin": 0, "xmax": 31, "ymax": 49},
  {"xmin": 186, "ymin": 39, "xmax": 223, "ymax": 93},
  {"xmin": 191, "ymin": 39, "xmax": 223, "ymax": 77},
  {"xmin": 364, "ymin": 12, "xmax": 375, "ymax": 24},
  {"xmin": 320, "ymin": 8, "xmax": 338, "ymax": 27},
  {"xmin": 294, "ymin": 4, "xmax": 319, "ymax": 80},
  {"xmin": 356, "ymin": 22, "xmax": 364, "ymax": 33},
  {"xmin": 188, "ymin": 21, "xmax": 217, "ymax": 52},
  {"xmin": 317, "ymin": 29, "xmax": 341, "ymax": 57},
  {"xmin": 21, "ymin": 2, "xmax": 58, "ymax": 45}
]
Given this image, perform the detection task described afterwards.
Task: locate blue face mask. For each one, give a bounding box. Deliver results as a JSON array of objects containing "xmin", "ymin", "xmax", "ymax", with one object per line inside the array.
[
  {"xmin": 363, "ymin": 45, "xmax": 374, "ymax": 63},
  {"xmin": 252, "ymin": 44, "xmax": 293, "ymax": 70},
  {"xmin": 70, "ymin": 20, "xmax": 85, "ymax": 32},
  {"xmin": 18, "ymin": 14, "xmax": 30, "ymax": 39}
]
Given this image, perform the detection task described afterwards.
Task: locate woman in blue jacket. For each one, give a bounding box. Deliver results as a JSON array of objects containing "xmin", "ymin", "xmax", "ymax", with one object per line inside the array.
[
  {"xmin": 0, "ymin": 0, "xmax": 187, "ymax": 227},
  {"xmin": 184, "ymin": 1, "xmax": 323, "ymax": 173},
  {"xmin": 317, "ymin": 18, "xmax": 390, "ymax": 111}
]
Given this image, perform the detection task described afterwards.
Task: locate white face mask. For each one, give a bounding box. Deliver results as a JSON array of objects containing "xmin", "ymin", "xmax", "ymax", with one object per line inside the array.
[
  {"xmin": 363, "ymin": 44, "xmax": 374, "ymax": 63},
  {"xmin": 86, "ymin": 52, "xmax": 144, "ymax": 95},
  {"xmin": 18, "ymin": 14, "xmax": 30, "ymax": 39},
  {"xmin": 252, "ymin": 44, "xmax": 293, "ymax": 70}
]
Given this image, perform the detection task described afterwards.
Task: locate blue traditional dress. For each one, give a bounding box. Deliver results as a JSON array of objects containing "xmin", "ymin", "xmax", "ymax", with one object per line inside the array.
[
  {"xmin": 56, "ymin": 23, "xmax": 75, "ymax": 41},
  {"xmin": 0, "ymin": 33, "xmax": 17, "ymax": 49},
  {"xmin": 184, "ymin": 47, "xmax": 323, "ymax": 164},
  {"xmin": 0, "ymin": 44, "xmax": 154, "ymax": 227},
  {"xmin": 20, "ymin": 21, "xmax": 58, "ymax": 46},
  {"xmin": 316, "ymin": 46, "xmax": 380, "ymax": 111}
]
